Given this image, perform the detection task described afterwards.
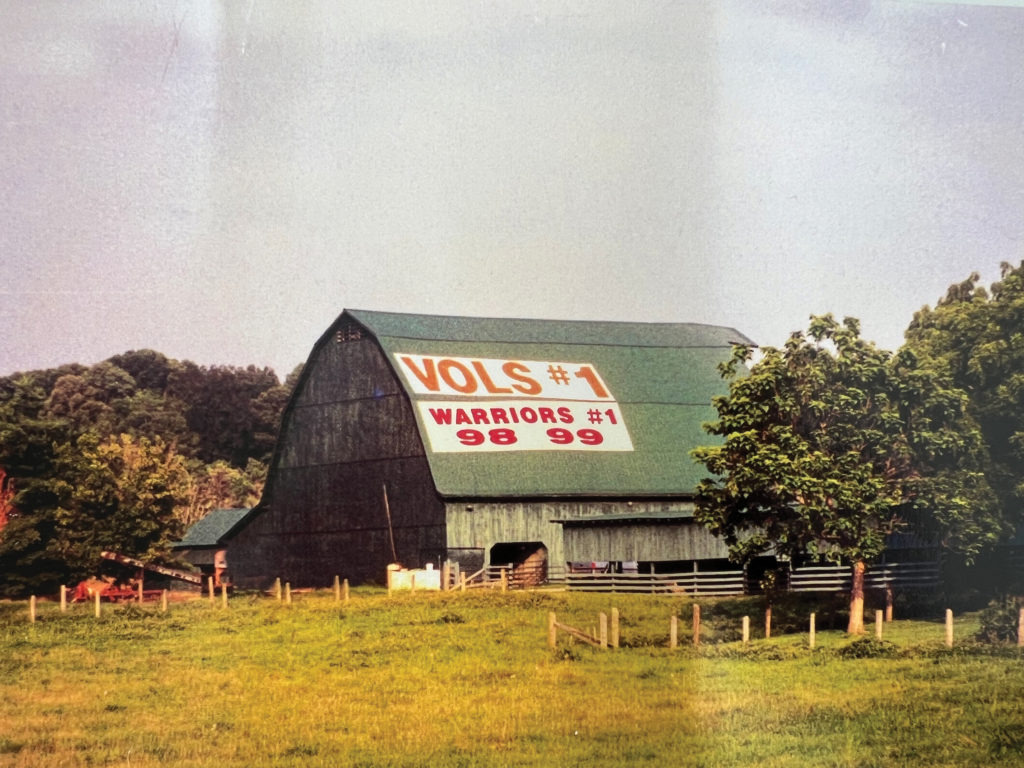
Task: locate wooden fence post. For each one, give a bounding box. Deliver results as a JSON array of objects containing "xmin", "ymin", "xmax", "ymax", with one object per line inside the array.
[
  {"xmin": 285, "ymin": 582, "xmax": 292, "ymax": 605},
  {"xmin": 611, "ymin": 607, "xmax": 620, "ymax": 649},
  {"xmin": 548, "ymin": 612, "xmax": 557, "ymax": 649},
  {"xmin": 334, "ymin": 575, "xmax": 341, "ymax": 603},
  {"xmin": 207, "ymin": 577, "xmax": 215, "ymax": 605},
  {"xmin": 500, "ymin": 568, "xmax": 508, "ymax": 593},
  {"xmin": 29, "ymin": 595, "xmax": 36, "ymax": 624},
  {"xmin": 692, "ymin": 604, "xmax": 701, "ymax": 647},
  {"xmin": 809, "ymin": 613, "xmax": 816, "ymax": 649},
  {"xmin": 945, "ymin": 609, "xmax": 953, "ymax": 648},
  {"xmin": 274, "ymin": 577, "xmax": 282, "ymax": 601},
  {"xmin": 742, "ymin": 615, "xmax": 750, "ymax": 644},
  {"xmin": 94, "ymin": 590, "xmax": 101, "ymax": 619},
  {"xmin": 441, "ymin": 562, "xmax": 450, "ymax": 592},
  {"xmin": 599, "ymin": 612, "xmax": 608, "ymax": 649},
  {"xmin": 221, "ymin": 584, "xmax": 228, "ymax": 608},
  {"xmin": 459, "ymin": 572, "xmax": 466, "ymax": 592},
  {"xmin": 138, "ymin": 580, "xmax": 144, "ymax": 604},
  {"xmin": 885, "ymin": 585, "xmax": 894, "ymax": 622},
  {"xmin": 343, "ymin": 578, "xmax": 350, "ymax": 605},
  {"xmin": 1018, "ymin": 608, "xmax": 1024, "ymax": 648},
  {"xmin": 60, "ymin": 585, "xmax": 68, "ymax": 613},
  {"xmin": 875, "ymin": 610, "xmax": 883, "ymax": 640},
  {"xmin": 161, "ymin": 590, "xmax": 168, "ymax": 613},
  {"xmin": 670, "ymin": 615, "xmax": 678, "ymax": 650},
  {"xmin": 765, "ymin": 607, "xmax": 772, "ymax": 639},
  {"xmin": 410, "ymin": 573, "xmax": 416, "ymax": 593}
]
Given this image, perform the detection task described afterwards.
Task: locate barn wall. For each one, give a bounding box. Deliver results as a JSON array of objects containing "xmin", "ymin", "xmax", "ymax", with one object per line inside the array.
[
  {"xmin": 230, "ymin": 334, "xmax": 446, "ymax": 588},
  {"xmin": 561, "ymin": 521, "xmax": 731, "ymax": 564},
  {"xmin": 445, "ymin": 500, "xmax": 699, "ymax": 570}
]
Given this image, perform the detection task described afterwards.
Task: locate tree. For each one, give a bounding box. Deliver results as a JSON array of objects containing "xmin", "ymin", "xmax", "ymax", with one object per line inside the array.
[
  {"xmin": 904, "ymin": 262, "xmax": 1024, "ymax": 524},
  {"xmin": 692, "ymin": 315, "xmax": 1004, "ymax": 634}
]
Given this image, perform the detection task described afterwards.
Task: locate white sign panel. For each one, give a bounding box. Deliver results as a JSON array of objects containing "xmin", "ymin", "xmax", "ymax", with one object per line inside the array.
[
  {"xmin": 392, "ymin": 352, "xmax": 633, "ymax": 453},
  {"xmin": 415, "ymin": 400, "xmax": 633, "ymax": 453}
]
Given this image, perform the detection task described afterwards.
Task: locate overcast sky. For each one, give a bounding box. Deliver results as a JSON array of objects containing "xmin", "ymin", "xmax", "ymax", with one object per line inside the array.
[{"xmin": 3, "ymin": 0, "xmax": 1023, "ymax": 379}]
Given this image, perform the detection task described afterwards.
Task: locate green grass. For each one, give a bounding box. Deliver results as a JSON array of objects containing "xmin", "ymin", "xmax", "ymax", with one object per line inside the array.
[{"xmin": 2, "ymin": 590, "xmax": 1024, "ymax": 767}]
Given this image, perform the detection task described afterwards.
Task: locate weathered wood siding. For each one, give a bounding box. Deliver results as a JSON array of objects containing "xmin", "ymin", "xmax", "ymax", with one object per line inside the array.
[
  {"xmin": 445, "ymin": 500, "xmax": 709, "ymax": 569},
  {"xmin": 230, "ymin": 331, "xmax": 446, "ymax": 588},
  {"xmin": 561, "ymin": 519, "xmax": 731, "ymax": 564}
]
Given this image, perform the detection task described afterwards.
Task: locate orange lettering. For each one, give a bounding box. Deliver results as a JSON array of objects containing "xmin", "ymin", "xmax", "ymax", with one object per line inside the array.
[
  {"xmin": 400, "ymin": 356, "xmax": 439, "ymax": 391},
  {"xmin": 502, "ymin": 361, "xmax": 542, "ymax": 396},
  {"xmin": 438, "ymin": 360, "xmax": 478, "ymax": 394},
  {"xmin": 472, "ymin": 360, "xmax": 513, "ymax": 394}
]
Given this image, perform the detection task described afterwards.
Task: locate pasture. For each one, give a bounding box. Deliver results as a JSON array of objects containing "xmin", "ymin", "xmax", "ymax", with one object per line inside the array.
[{"xmin": 2, "ymin": 589, "xmax": 1023, "ymax": 767}]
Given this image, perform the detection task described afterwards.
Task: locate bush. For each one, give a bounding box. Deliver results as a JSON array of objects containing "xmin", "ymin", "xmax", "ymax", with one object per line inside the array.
[{"xmin": 976, "ymin": 596, "xmax": 1022, "ymax": 644}]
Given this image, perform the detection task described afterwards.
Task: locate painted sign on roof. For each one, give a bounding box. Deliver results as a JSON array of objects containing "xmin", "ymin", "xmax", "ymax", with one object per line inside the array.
[{"xmin": 394, "ymin": 353, "xmax": 634, "ymax": 453}]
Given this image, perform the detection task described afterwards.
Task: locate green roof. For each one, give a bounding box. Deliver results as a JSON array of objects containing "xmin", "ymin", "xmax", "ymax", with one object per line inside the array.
[
  {"xmin": 552, "ymin": 509, "xmax": 697, "ymax": 525},
  {"xmin": 173, "ymin": 508, "xmax": 253, "ymax": 548},
  {"xmin": 345, "ymin": 310, "xmax": 753, "ymax": 499}
]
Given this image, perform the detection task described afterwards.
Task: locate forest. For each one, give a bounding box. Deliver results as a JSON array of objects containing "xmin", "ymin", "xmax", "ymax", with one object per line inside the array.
[{"xmin": 0, "ymin": 349, "xmax": 301, "ymax": 596}]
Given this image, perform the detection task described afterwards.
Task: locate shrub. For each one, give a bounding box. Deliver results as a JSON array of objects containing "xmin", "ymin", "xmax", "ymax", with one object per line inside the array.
[{"xmin": 975, "ymin": 596, "xmax": 1022, "ymax": 644}]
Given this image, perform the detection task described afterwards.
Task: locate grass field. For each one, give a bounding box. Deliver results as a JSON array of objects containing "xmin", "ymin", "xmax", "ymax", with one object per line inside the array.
[{"xmin": 2, "ymin": 589, "xmax": 1024, "ymax": 767}]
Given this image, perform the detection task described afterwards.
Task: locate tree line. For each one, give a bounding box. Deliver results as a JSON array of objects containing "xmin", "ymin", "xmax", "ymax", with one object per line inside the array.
[
  {"xmin": 694, "ymin": 262, "xmax": 1024, "ymax": 632},
  {"xmin": 0, "ymin": 350, "xmax": 301, "ymax": 596}
]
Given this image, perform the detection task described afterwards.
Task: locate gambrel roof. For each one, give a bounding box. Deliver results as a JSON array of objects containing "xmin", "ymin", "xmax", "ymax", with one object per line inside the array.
[{"xmin": 341, "ymin": 309, "xmax": 753, "ymax": 499}]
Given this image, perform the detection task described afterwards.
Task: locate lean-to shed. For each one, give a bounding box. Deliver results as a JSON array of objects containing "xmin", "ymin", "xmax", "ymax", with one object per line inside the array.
[{"xmin": 225, "ymin": 310, "xmax": 754, "ymax": 588}]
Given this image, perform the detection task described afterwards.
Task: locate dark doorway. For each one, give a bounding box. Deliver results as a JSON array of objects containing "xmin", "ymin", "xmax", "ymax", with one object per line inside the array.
[{"xmin": 490, "ymin": 542, "xmax": 548, "ymax": 587}]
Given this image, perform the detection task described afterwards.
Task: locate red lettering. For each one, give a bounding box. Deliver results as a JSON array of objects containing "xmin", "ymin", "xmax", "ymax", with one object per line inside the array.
[
  {"xmin": 520, "ymin": 407, "xmax": 538, "ymax": 423},
  {"xmin": 454, "ymin": 409, "xmax": 473, "ymax": 425},
  {"xmin": 427, "ymin": 408, "xmax": 453, "ymax": 425},
  {"xmin": 502, "ymin": 361, "xmax": 542, "ymax": 396},
  {"xmin": 400, "ymin": 356, "xmax": 439, "ymax": 391},
  {"xmin": 557, "ymin": 407, "xmax": 573, "ymax": 423},
  {"xmin": 472, "ymin": 360, "xmax": 513, "ymax": 394},
  {"xmin": 490, "ymin": 408, "xmax": 510, "ymax": 424},
  {"xmin": 438, "ymin": 360, "xmax": 477, "ymax": 394},
  {"xmin": 470, "ymin": 408, "xmax": 490, "ymax": 424},
  {"xmin": 538, "ymin": 407, "xmax": 557, "ymax": 424}
]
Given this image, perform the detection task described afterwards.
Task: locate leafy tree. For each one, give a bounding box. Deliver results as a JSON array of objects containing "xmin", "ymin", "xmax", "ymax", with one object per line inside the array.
[
  {"xmin": 904, "ymin": 262, "xmax": 1024, "ymax": 524},
  {"xmin": 49, "ymin": 433, "xmax": 189, "ymax": 580},
  {"xmin": 692, "ymin": 315, "xmax": 1004, "ymax": 633}
]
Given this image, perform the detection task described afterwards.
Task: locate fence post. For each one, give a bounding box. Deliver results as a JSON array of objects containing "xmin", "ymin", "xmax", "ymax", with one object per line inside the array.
[
  {"xmin": 765, "ymin": 606, "xmax": 772, "ymax": 639},
  {"xmin": 599, "ymin": 612, "xmax": 608, "ymax": 649},
  {"xmin": 343, "ymin": 578, "xmax": 350, "ymax": 605},
  {"xmin": 60, "ymin": 585, "xmax": 68, "ymax": 613},
  {"xmin": 138, "ymin": 580, "xmax": 144, "ymax": 604},
  {"xmin": 500, "ymin": 568, "xmax": 508, "ymax": 593},
  {"xmin": 809, "ymin": 613, "xmax": 816, "ymax": 649},
  {"xmin": 460, "ymin": 573, "xmax": 467, "ymax": 592},
  {"xmin": 875, "ymin": 610, "xmax": 883, "ymax": 640},
  {"xmin": 885, "ymin": 585, "xmax": 894, "ymax": 622},
  {"xmin": 334, "ymin": 575, "xmax": 341, "ymax": 603},
  {"xmin": 207, "ymin": 577, "xmax": 215, "ymax": 605},
  {"xmin": 945, "ymin": 609, "xmax": 953, "ymax": 648},
  {"xmin": 94, "ymin": 590, "xmax": 101, "ymax": 619},
  {"xmin": 611, "ymin": 607, "xmax": 620, "ymax": 649},
  {"xmin": 274, "ymin": 577, "xmax": 282, "ymax": 601},
  {"xmin": 692, "ymin": 604, "xmax": 701, "ymax": 647},
  {"xmin": 221, "ymin": 584, "xmax": 228, "ymax": 609},
  {"xmin": 548, "ymin": 612, "xmax": 557, "ymax": 649},
  {"xmin": 742, "ymin": 615, "xmax": 750, "ymax": 644},
  {"xmin": 29, "ymin": 595, "xmax": 36, "ymax": 624},
  {"xmin": 285, "ymin": 582, "xmax": 292, "ymax": 605},
  {"xmin": 441, "ymin": 561, "xmax": 450, "ymax": 592},
  {"xmin": 1018, "ymin": 608, "xmax": 1024, "ymax": 648},
  {"xmin": 161, "ymin": 589, "xmax": 168, "ymax": 613},
  {"xmin": 670, "ymin": 615, "xmax": 678, "ymax": 650}
]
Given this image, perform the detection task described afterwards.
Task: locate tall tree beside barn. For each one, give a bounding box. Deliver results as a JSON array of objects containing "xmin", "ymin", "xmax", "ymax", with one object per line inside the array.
[
  {"xmin": 692, "ymin": 315, "xmax": 1004, "ymax": 634},
  {"xmin": 903, "ymin": 262, "xmax": 1024, "ymax": 527}
]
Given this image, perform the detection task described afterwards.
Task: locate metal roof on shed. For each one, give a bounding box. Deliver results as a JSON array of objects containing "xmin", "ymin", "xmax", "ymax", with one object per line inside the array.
[
  {"xmin": 173, "ymin": 508, "xmax": 253, "ymax": 548},
  {"xmin": 343, "ymin": 309, "xmax": 752, "ymax": 499}
]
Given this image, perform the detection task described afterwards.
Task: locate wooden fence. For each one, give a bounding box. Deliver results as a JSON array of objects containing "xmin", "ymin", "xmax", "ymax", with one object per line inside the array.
[{"xmin": 788, "ymin": 562, "xmax": 940, "ymax": 593}]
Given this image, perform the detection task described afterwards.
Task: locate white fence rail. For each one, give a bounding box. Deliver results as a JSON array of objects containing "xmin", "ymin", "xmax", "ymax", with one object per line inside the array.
[{"xmin": 564, "ymin": 569, "xmax": 746, "ymax": 595}]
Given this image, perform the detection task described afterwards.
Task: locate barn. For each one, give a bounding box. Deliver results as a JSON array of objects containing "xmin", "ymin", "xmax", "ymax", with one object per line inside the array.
[{"xmin": 225, "ymin": 309, "xmax": 754, "ymax": 589}]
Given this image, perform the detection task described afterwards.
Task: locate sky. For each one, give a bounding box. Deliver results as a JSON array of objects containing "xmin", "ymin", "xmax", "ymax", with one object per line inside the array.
[{"xmin": 2, "ymin": 0, "xmax": 1023, "ymax": 380}]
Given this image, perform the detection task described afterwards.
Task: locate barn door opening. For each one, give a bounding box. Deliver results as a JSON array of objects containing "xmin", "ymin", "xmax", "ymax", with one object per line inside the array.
[{"xmin": 490, "ymin": 542, "xmax": 548, "ymax": 587}]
